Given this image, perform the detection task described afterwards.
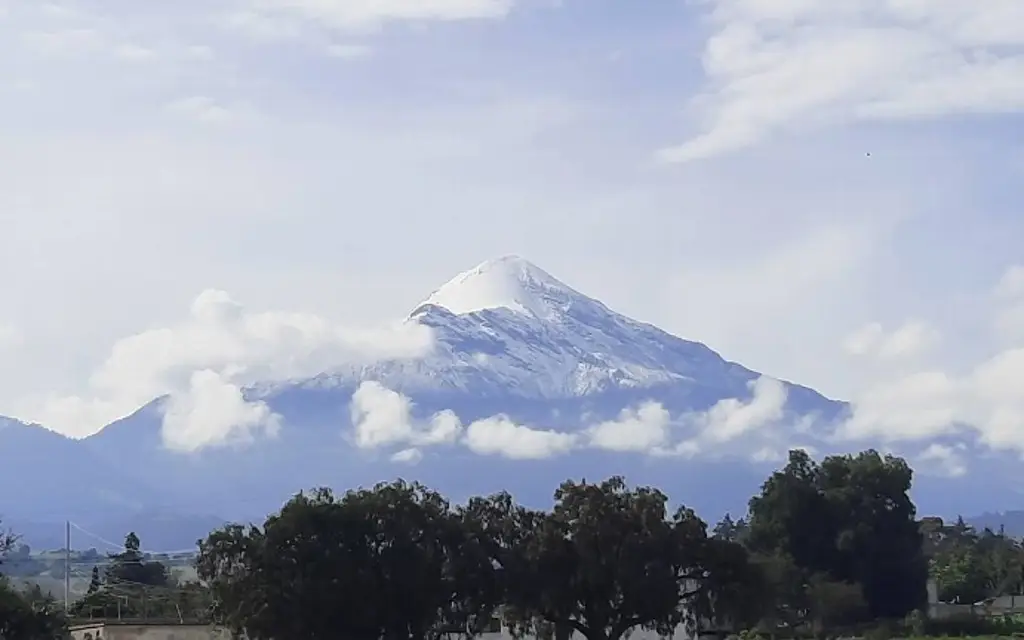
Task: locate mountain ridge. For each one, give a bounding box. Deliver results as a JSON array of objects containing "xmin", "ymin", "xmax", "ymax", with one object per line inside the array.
[{"xmin": 0, "ymin": 256, "xmax": 1018, "ymax": 548}]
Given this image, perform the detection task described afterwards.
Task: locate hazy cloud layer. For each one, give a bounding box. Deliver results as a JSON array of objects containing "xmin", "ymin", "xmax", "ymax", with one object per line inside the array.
[
  {"xmin": 22, "ymin": 291, "xmax": 433, "ymax": 445},
  {"xmin": 347, "ymin": 376, "xmax": 801, "ymax": 462}
]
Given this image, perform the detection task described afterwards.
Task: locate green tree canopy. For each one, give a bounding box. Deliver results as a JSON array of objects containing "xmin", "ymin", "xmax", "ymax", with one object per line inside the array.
[
  {"xmin": 925, "ymin": 517, "xmax": 1024, "ymax": 604},
  {"xmin": 197, "ymin": 481, "xmax": 496, "ymax": 640},
  {"xmin": 747, "ymin": 449, "xmax": 927, "ymax": 620},
  {"xmin": 0, "ymin": 521, "xmax": 67, "ymax": 639},
  {"xmin": 493, "ymin": 477, "xmax": 756, "ymax": 640},
  {"xmin": 105, "ymin": 531, "xmax": 170, "ymax": 588}
]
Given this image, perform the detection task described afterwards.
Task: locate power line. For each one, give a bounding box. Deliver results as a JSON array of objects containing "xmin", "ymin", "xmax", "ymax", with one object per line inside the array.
[{"xmin": 67, "ymin": 521, "xmax": 198, "ymax": 556}]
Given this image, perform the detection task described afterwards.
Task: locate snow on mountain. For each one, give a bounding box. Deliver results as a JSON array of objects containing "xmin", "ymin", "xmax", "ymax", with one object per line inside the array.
[
  {"xmin": 417, "ymin": 254, "xmax": 588, "ymax": 319},
  {"xmin": 305, "ymin": 255, "xmax": 767, "ymax": 399}
]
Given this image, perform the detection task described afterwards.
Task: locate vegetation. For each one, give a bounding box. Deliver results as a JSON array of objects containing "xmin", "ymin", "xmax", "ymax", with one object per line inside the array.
[
  {"xmin": 190, "ymin": 449, "xmax": 951, "ymax": 640},
  {"xmin": 7, "ymin": 447, "xmax": 1024, "ymax": 639},
  {"xmin": 0, "ymin": 523, "xmax": 66, "ymax": 639},
  {"xmin": 69, "ymin": 531, "xmax": 211, "ymax": 622}
]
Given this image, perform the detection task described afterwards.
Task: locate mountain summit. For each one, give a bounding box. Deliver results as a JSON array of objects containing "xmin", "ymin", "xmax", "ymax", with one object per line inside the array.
[
  {"xmin": 414, "ymin": 255, "xmax": 592, "ymax": 319},
  {"xmin": 377, "ymin": 255, "xmax": 760, "ymax": 398}
]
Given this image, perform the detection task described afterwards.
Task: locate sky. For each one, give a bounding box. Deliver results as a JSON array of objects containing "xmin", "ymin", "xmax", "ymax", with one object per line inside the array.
[{"xmin": 1, "ymin": 0, "xmax": 1023, "ymax": 467}]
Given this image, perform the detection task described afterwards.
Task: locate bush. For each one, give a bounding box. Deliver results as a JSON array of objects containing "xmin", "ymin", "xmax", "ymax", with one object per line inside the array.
[{"xmin": 923, "ymin": 611, "xmax": 1024, "ymax": 636}]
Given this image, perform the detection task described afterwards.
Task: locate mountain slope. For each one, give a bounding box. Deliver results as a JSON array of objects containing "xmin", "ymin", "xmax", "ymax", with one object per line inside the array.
[
  {"xmin": 1, "ymin": 256, "xmax": 1018, "ymax": 548},
  {"xmin": 300, "ymin": 256, "xmax": 838, "ymax": 408}
]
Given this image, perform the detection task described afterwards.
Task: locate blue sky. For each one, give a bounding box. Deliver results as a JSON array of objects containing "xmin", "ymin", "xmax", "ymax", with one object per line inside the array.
[{"xmin": 0, "ymin": 0, "xmax": 1023, "ymax": 473}]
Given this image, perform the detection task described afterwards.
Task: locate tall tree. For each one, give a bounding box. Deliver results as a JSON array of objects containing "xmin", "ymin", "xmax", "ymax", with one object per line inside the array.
[
  {"xmin": 105, "ymin": 531, "xmax": 170, "ymax": 588},
  {"xmin": 459, "ymin": 492, "xmax": 547, "ymax": 636},
  {"xmin": 499, "ymin": 477, "xmax": 751, "ymax": 640},
  {"xmin": 747, "ymin": 449, "xmax": 927, "ymax": 620},
  {"xmin": 197, "ymin": 481, "xmax": 497, "ymax": 640},
  {"xmin": 87, "ymin": 566, "xmax": 100, "ymax": 594},
  {"xmin": 712, "ymin": 514, "xmax": 748, "ymax": 544}
]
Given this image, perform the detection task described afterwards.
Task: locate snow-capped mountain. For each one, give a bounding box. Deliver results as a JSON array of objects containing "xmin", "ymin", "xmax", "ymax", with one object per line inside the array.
[
  {"xmin": 300, "ymin": 256, "xmax": 823, "ymax": 403},
  {"xmin": 1, "ymin": 256, "xmax": 1019, "ymax": 548}
]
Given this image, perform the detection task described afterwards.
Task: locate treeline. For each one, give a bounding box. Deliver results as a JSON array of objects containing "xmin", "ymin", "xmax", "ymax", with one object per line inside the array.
[
  {"xmin": 4, "ymin": 448, "xmax": 1024, "ymax": 640},
  {"xmin": 195, "ymin": 449, "xmax": 936, "ymax": 640}
]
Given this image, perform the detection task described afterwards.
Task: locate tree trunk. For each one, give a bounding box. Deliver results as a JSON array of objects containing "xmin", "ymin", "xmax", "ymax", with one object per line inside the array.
[{"xmin": 578, "ymin": 627, "xmax": 608, "ymax": 640}]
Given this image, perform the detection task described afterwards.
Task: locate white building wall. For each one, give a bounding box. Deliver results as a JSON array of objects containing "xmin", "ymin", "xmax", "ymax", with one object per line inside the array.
[{"xmin": 69, "ymin": 623, "xmax": 232, "ymax": 640}]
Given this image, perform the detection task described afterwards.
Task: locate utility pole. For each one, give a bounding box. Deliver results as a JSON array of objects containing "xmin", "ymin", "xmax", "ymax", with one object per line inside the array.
[{"xmin": 64, "ymin": 520, "xmax": 71, "ymax": 613}]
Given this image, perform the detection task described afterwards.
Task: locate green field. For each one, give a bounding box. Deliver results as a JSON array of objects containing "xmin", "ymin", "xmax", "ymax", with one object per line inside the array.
[{"xmin": 13, "ymin": 565, "xmax": 199, "ymax": 599}]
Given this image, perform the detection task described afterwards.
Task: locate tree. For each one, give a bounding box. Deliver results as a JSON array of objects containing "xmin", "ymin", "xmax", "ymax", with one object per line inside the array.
[
  {"xmin": 751, "ymin": 553, "xmax": 809, "ymax": 633},
  {"xmin": 105, "ymin": 531, "xmax": 170, "ymax": 588},
  {"xmin": 0, "ymin": 521, "xmax": 67, "ymax": 639},
  {"xmin": 927, "ymin": 518, "xmax": 1024, "ymax": 604},
  {"xmin": 696, "ymin": 537, "xmax": 769, "ymax": 632},
  {"xmin": 747, "ymin": 449, "xmax": 928, "ymax": 621},
  {"xmin": 805, "ymin": 574, "xmax": 868, "ymax": 633},
  {"xmin": 458, "ymin": 491, "xmax": 546, "ymax": 636},
  {"xmin": 197, "ymin": 481, "xmax": 496, "ymax": 640},
  {"xmin": 712, "ymin": 514, "xmax": 748, "ymax": 544},
  {"xmin": 195, "ymin": 523, "xmax": 265, "ymax": 634},
  {"xmin": 498, "ymin": 477, "xmax": 751, "ymax": 640},
  {"xmin": 0, "ymin": 522, "xmax": 16, "ymax": 563},
  {"xmin": 87, "ymin": 566, "xmax": 101, "ymax": 595},
  {"xmin": 0, "ymin": 578, "xmax": 68, "ymax": 640}
]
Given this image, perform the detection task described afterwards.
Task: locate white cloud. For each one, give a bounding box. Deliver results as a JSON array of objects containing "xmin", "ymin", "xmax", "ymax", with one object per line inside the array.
[
  {"xmin": 586, "ymin": 401, "xmax": 671, "ymax": 452},
  {"xmin": 463, "ymin": 415, "xmax": 577, "ymax": 459},
  {"xmin": 661, "ymin": 0, "xmax": 1024, "ymax": 161},
  {"xmin": 642, "ymin": 377, "xmax": 789, "ymax": 459},
  {"xmin": 346, "ymin": 378, "xmax": 793, "ymax": 462},
  {"xmin": 843, "ymin": 322, "xmax": 884, "ymax": 356},
  {"xmin": 699, "ymin": 376, "xmax": 788, "ymax": 443},
  {"xmin": 843, "ymin": 320, "xmax": 939, "ymax": 358},
  {"xmin": 968, "ymin": 348, "xmax": 1024, "ymax": 451},
  {"xmin": 162, "ymin": 369, "xmax": 281, "ymax": 453},
  {"xmin": 840, "ymin": 370, "xmax": 961, "ymax": 442},
  {"xmin": 24, "ymin": 291, "xmax": 434, "ymax": 442},
  {"xmin": 234, "ymin": 0, "xmax": 516, "ymax": 34},
  {"xmin": 841, "ymin": 267, "xmax": 1024, "ymax": 455},
  {"xmin": 349, "ymin": 381, "xmax": 460, "ymax": 448},
  {"xmin": 390, "ymin": 447, "xmax": 423, "ymax": 464},
  {"xmin": 349, "ymin": 383, "xmax": 578, "ymax": 460},
  {"xmin": 879, "ymin": 321, "xmax": 940, "ymax": 358},
  {"xmin": 609, "ymin": 377, "xmax": 791, "ymax": 459},
  {"xmin": 915, "ymin": 442, "xmax": 968, "ymax": 478}
]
